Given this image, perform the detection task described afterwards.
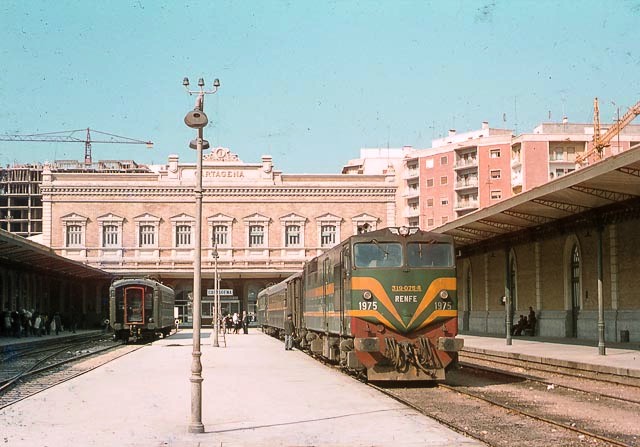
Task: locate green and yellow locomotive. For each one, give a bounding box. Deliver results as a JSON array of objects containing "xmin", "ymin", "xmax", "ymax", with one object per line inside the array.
[{"xmin": 258, "ymin": 227, "xmax": 463, "ymax": 381}]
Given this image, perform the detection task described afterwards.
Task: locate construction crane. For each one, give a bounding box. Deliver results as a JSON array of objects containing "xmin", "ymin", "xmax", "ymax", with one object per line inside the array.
[
  {"xmin": 576, "ymin": 97, "xmax": 640, "ymax": 166},
  {"xmin": 0, "ymin": 128, "xmax": 153, "ymax": 164}
]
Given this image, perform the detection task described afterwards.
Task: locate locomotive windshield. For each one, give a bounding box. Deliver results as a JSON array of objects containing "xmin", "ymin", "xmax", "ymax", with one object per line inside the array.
[
  {"xmin": 354, "ymin": 241, "xmax": 403, "ymax": 268},
  {"xmin": 407, "ymin": 242, "xmax": 454, "ymax": 267}
]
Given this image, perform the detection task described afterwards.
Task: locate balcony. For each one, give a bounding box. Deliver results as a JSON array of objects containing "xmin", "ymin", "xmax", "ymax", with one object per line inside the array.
[
  {"xmin": 511, "ymin": 156, "xmax": 521, "ymax": 167},
  {"xmin": 402, "ymin": 169, "xmax": 419, "ymax": 180},
  {"xmin": 404, "ymin": 207, "xmax": 420, "ymax": 217},
  {"xmin": 402, "ymin": 188, "xmax": 420, "ymax": 198},
  {"xmin": 549, "ymin": 154, "xmax": 577, "ymax": 164},
  {"xmin": 454, "ymin": 200, "xmax": 479, "ymax": 211},
  {"xmin": 511, "ymin": 175, "xmax": 522, "ymax": 186},
  {"xmin": 454, "ymin": 158, "xmax": 478, "ymax": 170},
  {"xmin": 454, "ymin": 178, "xmax": 479, "ymax": 191}
]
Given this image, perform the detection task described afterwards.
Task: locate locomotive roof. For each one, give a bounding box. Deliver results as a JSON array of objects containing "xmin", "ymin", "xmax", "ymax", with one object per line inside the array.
[{"xmin": 351, "ymin": 227, "xmax": 453, "ymax": 243}]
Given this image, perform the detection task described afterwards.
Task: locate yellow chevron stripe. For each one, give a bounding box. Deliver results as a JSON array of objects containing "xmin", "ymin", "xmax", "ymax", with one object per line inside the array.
[
  {"xmin": 407, "ymin": 277, "xmax": 457, "ymax": 328},
  {"xmin": 352, "ymin": 277, "xmax": 404, "ymax": 328},
  {"xmin": 413, "ymin": 309, "xmax": 458, "ymax": 331},
  {"xmin": 347, "ymin": 310, "xmax": 397, "ymax": 329}
]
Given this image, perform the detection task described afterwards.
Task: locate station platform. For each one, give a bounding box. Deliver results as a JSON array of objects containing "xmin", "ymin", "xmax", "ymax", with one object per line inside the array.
[
  {"xmin": 1, "ymin": 329, "xmax": 481, "ymax": 447},
  {"xmin": 460, "ymin": 333, "xmax": 640, "ymax": 380}
]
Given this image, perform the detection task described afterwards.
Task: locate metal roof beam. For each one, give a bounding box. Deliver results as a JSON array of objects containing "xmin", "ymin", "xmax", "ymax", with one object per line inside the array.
[
  {"xmin": 501, "ymin": 210, "xmax": 553, "ymax": 225},
  {"xmin": 617, "ymin": 166, "xmax": 640, "ymax": 178},
  {"xmin": 531, "ymin": 198, "xmax": 591, "ymax": 214},
  {"xmin": 570, "ymin": 185, "xmax": 638, "ymax": 201},
  {"xmin": 477, "ymin": 219, "xmax": 526, "ymax": 232},
  {"xmin": 456, "ymin": 227, "xmax": 500, "ymax": 238}
]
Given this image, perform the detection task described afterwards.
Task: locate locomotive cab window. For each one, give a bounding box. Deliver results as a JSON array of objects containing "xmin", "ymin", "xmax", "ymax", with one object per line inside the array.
[
  {"xmin": 354, "ymin": 242, "xmax": 402, "ymax": 268},
  {"xmin": 407, "ymin": 242, "xmax": 454, "ymax": 267}
]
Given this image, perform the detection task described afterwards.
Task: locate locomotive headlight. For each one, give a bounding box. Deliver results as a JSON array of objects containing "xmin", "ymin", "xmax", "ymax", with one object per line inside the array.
[
  {"xmin": 148, "ymin": 317, "xmax": 154, "ymax": 323},
  {"xmin": 362, "ymin": 290, "xmax": 373, "ymax": 300},
  {"xmin": 439, "ymin": 290, "xmax": 450, "ymax": 300}
]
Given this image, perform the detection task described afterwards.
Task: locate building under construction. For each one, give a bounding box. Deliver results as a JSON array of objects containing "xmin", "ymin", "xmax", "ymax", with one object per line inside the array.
[{"xmin": 0, "ymin": 161, "xmax": 150, "ymax": 238}]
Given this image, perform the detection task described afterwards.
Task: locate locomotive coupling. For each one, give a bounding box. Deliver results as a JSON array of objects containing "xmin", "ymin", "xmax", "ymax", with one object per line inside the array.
[
  {"xmin": 340, "ymin": 339, "xmax": 354, "ymax": 352},
  {"xmin": 354, "ymin": 337, "xmax": 380, "ymax": 352},
  {"xmin": 437, "ymin": 337, "xmax": 464, "ymax": 352}
]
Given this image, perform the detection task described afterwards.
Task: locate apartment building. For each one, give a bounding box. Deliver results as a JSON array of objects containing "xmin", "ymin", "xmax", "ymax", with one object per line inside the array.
[
  {"xmin": 386, "ymin": 120, "xmax": 640, "ymax": 230},
  {"xmin": 511, "ymin": 121, "xmax": 640, "ymax": 194}
]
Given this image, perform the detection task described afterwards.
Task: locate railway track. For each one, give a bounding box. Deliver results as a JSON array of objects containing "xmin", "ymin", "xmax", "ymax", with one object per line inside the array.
[
  {"xmin": 0, "ymin": 335, "xmax": 143, "ymax": 409},
  {"xmin": 460, "ymin": 348, "xmax": 640, "ymax": 388},
  {"xmin": 371, "ymin": 362, "xmax": 639, "ymax": 447}
]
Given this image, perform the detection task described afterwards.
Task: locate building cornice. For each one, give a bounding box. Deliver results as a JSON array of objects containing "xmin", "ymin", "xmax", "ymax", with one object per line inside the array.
[{"xmin": 41, "ymin": 185, "xmax": 397, "ymax": 198}]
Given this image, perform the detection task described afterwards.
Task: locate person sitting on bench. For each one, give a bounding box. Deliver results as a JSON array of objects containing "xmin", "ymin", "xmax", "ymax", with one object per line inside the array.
[
  {"xmin": 524, "ymin": 307, "xmax": 537, "ymax": 335},
  {"xmin": 512, "ymin": 314, "xmax": 527, "ymax": 336}
]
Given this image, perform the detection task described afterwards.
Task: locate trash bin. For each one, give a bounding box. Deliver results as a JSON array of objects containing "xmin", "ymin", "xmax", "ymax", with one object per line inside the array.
[{"xmin": 620, "ymin": 330, "xmax": 630, "ymax": 343}]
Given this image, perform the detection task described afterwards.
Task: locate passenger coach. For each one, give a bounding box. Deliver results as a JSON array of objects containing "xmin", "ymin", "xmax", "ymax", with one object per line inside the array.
[{"xmin": 109, "ymin": 278, "xmax": 176, "ymax": 342}]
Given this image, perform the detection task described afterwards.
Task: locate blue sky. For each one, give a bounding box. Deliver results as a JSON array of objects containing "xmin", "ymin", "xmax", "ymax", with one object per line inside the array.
[{"xmin": 1, "ymin": 0, "xmax": 639, "ymax": 172}]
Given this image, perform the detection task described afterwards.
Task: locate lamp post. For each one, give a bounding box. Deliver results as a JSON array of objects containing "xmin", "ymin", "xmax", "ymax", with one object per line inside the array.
[
  {"xmin": 212, "ymin": 240, "xmax": 220, "ymax": 347},
  {"xmin": 183, "ymin": 76, "xmax": 220, "ymax": 433}
]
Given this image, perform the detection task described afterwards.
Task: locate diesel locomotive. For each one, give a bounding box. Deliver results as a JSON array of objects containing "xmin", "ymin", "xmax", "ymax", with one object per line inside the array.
[
  {"xmin": 109, "ymin": 278, "xmax": 176, "ymax": 342},
  {"xmin": 257, "ymin": 226, "xmax": 463, "ymax": 381}
]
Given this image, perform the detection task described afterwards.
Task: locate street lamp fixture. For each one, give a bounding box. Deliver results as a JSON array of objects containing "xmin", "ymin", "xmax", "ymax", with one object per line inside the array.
[{"xmin": 183, "ymin": 75, "xmax": 220, "ymax": 434}]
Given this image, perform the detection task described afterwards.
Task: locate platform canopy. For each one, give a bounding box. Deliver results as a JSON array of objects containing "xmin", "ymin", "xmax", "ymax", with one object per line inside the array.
[
  {"xmin": 435, "ymin": 146, "xmax": 640, "ymax": 254},
  {"xmin": 0, "ymin": 229, "xmax": 112, "ymax": 280}
]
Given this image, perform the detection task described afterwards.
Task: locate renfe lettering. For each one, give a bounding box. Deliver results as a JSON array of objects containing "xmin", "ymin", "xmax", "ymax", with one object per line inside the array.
[{"xmin": 394, "ymin": 295, "xmax": 418, "ymax": 303}]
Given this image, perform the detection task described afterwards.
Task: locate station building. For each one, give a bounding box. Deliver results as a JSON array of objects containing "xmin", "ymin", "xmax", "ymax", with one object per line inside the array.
[{"xmin": 39, "ymin": 148, "xmax": 397, "ymax": 324}]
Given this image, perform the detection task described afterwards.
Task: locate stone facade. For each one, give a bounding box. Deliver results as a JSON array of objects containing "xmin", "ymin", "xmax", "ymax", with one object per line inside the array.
[{"xmin": 40, "ymin": 148, "xmax": 397, "ymax": 324}]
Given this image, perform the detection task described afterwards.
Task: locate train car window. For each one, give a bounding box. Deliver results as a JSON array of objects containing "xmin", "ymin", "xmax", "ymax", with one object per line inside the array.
[
  {"xmin": 407, "ymin": 242, "xmax": 454, "ymax": 267},
  {"xmin": 307, "ymin": 259, "xmax": 318, "ymax": 273},
  {"xmin": 354, "ymin": 242, "xmax": 402, "ymax": 268},
  {"xmin": 125, "ymin": 288, "xmax": 144, "ymax": 322}
]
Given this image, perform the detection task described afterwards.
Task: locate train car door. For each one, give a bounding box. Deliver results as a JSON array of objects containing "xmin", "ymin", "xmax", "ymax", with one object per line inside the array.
[
  {"xmin": 341, "ymin": 246, "xmax": 351, "ymax": 335},
  {"xmin": 323, "ymin": 257, "xmax": 330, "ymax": 332},
  {"xmin": 124, "ymin": 286, "xmax": 145, "ymax": 324}
]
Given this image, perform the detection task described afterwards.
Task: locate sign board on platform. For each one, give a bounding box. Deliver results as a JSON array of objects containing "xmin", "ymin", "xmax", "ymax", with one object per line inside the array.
[{"xmin": 206, "ymin": 288, "xmax": 234, "ymax": 296}]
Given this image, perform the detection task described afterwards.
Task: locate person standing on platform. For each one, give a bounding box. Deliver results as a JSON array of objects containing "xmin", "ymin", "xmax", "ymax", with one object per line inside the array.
[
  {"xmin": 53, "ymin": 312, "xmax": 62, "ymax": 336},
  {"xmin": 284, "ymin": 313, "xmax": 295, "ymax": 351},
  {"xmin": 242, "ymin": 311, "xmax": 249, "ymax": 334}
]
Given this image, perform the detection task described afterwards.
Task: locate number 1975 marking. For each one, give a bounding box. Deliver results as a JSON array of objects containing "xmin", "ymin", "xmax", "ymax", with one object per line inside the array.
[
  {"xmin": 435, "ymin": 301, "xmax": 452, "ymax": 310},
  {"xmin": 358, "ymin": 301, "xmax": 378, "ymax": 311}
]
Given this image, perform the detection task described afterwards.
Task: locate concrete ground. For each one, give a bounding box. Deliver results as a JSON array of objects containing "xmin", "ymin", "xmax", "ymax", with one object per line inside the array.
[
  {"xmin": 460, "ymin": 333, "xmax": 640, "ymax": 378},
  {"xmin": 1, "ymin": 329, "xmax": 481, "ymax": 447}
]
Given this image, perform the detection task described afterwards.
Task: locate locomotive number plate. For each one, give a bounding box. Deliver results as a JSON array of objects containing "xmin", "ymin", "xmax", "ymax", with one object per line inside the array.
[
  {"xmin": 358, "ymin": 301, "xmax": 378, "ymax": 311},
  {"xmin": 435, "ymin": 301, "xmax": 452, "ymax": 310}
]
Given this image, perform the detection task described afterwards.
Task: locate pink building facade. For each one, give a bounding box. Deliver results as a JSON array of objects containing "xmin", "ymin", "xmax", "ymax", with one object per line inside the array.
[{"xmin": 388, "ymin": 121, "xmax": 640, "ymax": 230}]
